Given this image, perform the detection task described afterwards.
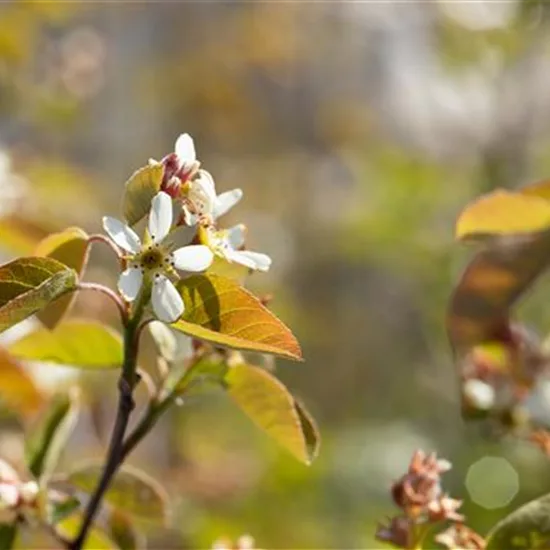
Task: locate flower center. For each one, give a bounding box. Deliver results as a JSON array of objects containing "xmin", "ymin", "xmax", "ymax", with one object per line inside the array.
[{"xmin": 139, "ymin": 246, "xmax": 166, "ymax": 271}]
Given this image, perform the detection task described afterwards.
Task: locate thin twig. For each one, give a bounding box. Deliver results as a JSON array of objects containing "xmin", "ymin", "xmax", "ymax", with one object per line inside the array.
[
  {"xmin": 69, "ymin": 308, "xmax": 143, "ymax": 550},
  {"xmin": 77, "ymin": 282, "xmax": 127, "ymax": 323},
  {"xmin": 87, "ymin": 234, "xmax": 124, "ymax": 267}
]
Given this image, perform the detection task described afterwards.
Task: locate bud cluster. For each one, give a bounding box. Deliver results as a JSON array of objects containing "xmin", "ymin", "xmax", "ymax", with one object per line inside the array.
[{"xmin": 376, "ymin": 450, "xmax": 485, "ymax": 549}]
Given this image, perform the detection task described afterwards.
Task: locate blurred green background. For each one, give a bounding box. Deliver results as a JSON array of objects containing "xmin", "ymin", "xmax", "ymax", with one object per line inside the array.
[{"xmin": 2, "ymin": 1, "xmax": 550, "ymax": 548}]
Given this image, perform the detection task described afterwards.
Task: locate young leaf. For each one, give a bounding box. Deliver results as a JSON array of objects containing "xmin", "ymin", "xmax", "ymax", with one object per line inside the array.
[
  {"xmin": 456, "ymin": 190, "xmax": 550, "ymax": 241},
  {"xmin": 226, "ymin": 363, "xmax": 318, "ymax": 465},
  {"xmin": 172, "ymin": 275, "xmax": 302, "ymax": 361},
  {"xmin": 34, "ymin": 227, "xmax": 89, "ymax": 329},
  {"xmin": 67, "ymin": 465, "xmax": 169, "ymax": 523},
  {"xmin": 25, "ymin": 391, "xmax": 80, "ymax": 483},
  {"xmin": 8, "ymin": 320, "xmax": 123, "ymax": 369},
  {"xmin": 123, "ymin": 163, "xmax": 164, "ymax": 226},
  {"xmin": 0, "ymin": 257, "xmax": 78, "ymax": 334},
  {"xmin": 56, "ymin": 513, "xmax": 118, "ymax": 549},
  {"xmin": 0, "ymin": 348, "xmax": 44, "ymax": 417},
  {"xmin": 486, "ymin": 493, "xmax": 550, "ymax": 549},
  {"xmin": 447, "ymin": 231, "xmax": 550, "ymax": 352}
]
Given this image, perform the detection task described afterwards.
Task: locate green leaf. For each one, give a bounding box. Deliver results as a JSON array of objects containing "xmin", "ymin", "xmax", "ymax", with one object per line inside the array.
[
  {"xmin": 25, "ymin": 391, "xmax": 79, "ymax": 483},
  {"xmin": 456, "ymin": 190, "xmax": 550, "ymax": 241},
  {"xmin": 294, "ymin": 398, "xmax": 321, "ymax": 463},
  {"xmin": 56, "ymin": 513, "xmax": 118, "ymax": 549},
  {"xmin": 109, "ymin": 511, "xmax": 146, "ymax": 550},
  {"xmin": 0, "ymin": 348, "xmax": 44, "ymax": 417},
  {"xmin": 34, "ymin": 227, "xmax": 89, "ymax": 329},
  {"xmin": 226, "ymin": 363, "xmax": 318, "ymax": 464},
  {"xmin": 122, "ymin": 163, "xmax": 163, "ymax": 226},
  {"xmin": 46, "ymin": 493, "xmax": 81, "ymax": 525},
  {"xmin": 68, "ymin": 465, "xmax": 169, "ymax": 523},
  {"xmin": 0, "ymin": 523, "xmax": 17, "ymax": 549},
  {"xmin": 172, "ymin": 275, "xmax": 302, "ymax": 361},
  {"xmin": 8, "ymin": 320, "xmax": 123, "ymax": 369},
  {"xmin": 486, "ymin": 493, "xmax": 550, "ymax": 549},
  {"xmin": 0, "ymin": 257, "xmax": 78, "ymax": 335}
]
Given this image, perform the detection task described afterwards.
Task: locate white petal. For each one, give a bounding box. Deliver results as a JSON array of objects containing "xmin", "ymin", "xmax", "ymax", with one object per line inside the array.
[
  {"xmin": 228, "ymin": 250, "xmax": 271, "ymax": 272},
  {"xmin": 148, "ymin": 192, "xmax": 173, "ymax": 243},
  {"xmin": 102, "ymin": 216, "xmax": 141, "ymax": 253},
  {"xmin": 175, "ymin": 133, "xmax": 196, "ymax": 167},
  {"xmin": 227, "ymin": 224, "xmax": 246, "ymax": 249},
  {"xmin": 149, "ymin": 320, "xmax": 177, "ymax": 362},
  {"xmin": 214, "ymin": 188, "xmax": 243, "ymax": 219},
  {"xmin": 152, "ymin": 275, "xmax": 184, "ymax": 323},
  {"xmin": 118, "ymin": 267, "xmax": 143, "ymax": 301},
  {"xmin": 172, "ymin": 245, "xmax": 214, "ymax": 272},
  {"xmin": 182, "ymin": 205, "xmax": 198, "ymax": 226},
  {"xmin": 189, "ymin": 170, "xmax": 217, "ymax": 215}
]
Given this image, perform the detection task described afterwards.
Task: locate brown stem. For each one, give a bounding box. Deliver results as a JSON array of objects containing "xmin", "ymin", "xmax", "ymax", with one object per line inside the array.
[{"xmin": 69, "ymin": 310, "xmax": 142, "ymax": 549}]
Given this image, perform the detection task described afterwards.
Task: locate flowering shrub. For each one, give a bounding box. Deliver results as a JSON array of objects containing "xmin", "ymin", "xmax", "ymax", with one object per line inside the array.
[{"xmin": 0, "ymin": 134, "xmax": 318, "ymax": 549}]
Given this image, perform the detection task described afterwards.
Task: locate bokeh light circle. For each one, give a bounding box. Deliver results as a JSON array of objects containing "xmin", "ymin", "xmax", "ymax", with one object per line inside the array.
[{"xmin": 466, "ymin": 456, "xmax": 519, "ymax": 509}]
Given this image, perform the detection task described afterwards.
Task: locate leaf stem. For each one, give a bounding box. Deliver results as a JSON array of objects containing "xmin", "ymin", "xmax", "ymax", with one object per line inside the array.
[
  {"xmin": 87, "ymin": 234, "xmax": 124, "ymax": 266},
  {"xmin": 77, "ymin": 282, "xmax": 127, "ymax": 323},
  {"xmin": 68, "ymin": 301, "xmax": 143, "ymax": 550}
]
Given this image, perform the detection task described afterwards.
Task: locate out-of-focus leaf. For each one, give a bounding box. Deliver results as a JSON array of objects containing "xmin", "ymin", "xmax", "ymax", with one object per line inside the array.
[
  {"xmin": 68, "ymin": 465, "xmax": 169, "ymax": 523},
  {"xmin": 56, "ymin": 513, "xmax": 117, "ymax": 549},
  {"xmin": 294, "ymin": 398, "xmax": 320, "ymax": 463},
  {"xmin": 486, "ymin": 493, "xmax": 550, "ymax": 549},
  {"xmin": 122, "ymin": 163, "xmax": 163, "ymax": 226},
  {"xmin": 226, "ymin": 363, "xmax": 318, "ymax": 465},
  {"xmin": 25, "ymin": 391, "xmax": 79, "ymax": 482},
  {"xmin": 0, "ymin": 216, "xmax": 49, "ymax": 255},
  {"xmin": 0, "ymin": 348, "xmax": 43, "ymax": 417},
  {"xmin": 34, "ymin": 227, "xmax": 89, "ymax": 329},
  {"xmin": 456, "ymin": 190, "xmax": 550, "ymax": 241},
  {"xmin": 46, "ymin": 492, "xmax": 80, "ymax": 525},
  {"xmin": 449, "ymin": 180, "xmax": 550, "ymax": 352},
  {"xmin": 172, "ymin": 275, "xmax": 302, "ymax": 361},
  {"xmin": 8, "ymin": 320, "xmax": 123, "ymax": 369},
  {"xmin": 0, "ymin": 257, "xmax": 77, "ymax": 334},
  {"xmin": 0, "ymin": 523, "xmax": 17, "ymax": 549},
  {"xmin": 109, "ymin": 511, "xmax": 146, "ymax": 550},
  {"xmin": 170, "ymin": 354, "xmax": 227, "ymax": 395},
  {"xmin": 447, "ymin": 231, "xmax": 550, "ymax": 352}
]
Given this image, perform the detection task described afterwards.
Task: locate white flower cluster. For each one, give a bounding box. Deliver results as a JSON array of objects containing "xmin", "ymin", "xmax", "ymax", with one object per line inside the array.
[
  {"xmin": 103, "ymin": 134, "xmax": 271, "ymax": 324},
  {"xmin": 160, "ymin": 133, "xmax": 272, "ymax": 273}
]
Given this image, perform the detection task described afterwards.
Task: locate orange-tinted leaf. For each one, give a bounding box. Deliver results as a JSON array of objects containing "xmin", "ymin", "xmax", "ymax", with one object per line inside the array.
[
  {"xmin": 226, "ymin": 363, "xmax": 318, "ymax": 464},
  {"xmin": 0, "ymin": 257, "xmax": 78, "ymax": 334},
  {"xmin": 447, "ymin": 230, "xmax": 550, "ymax": 352},
  {"xmin": 34, "ymin": 227, "xmax": 89, "ymax": 329},
  {"xmin": 172, "ymin": 275, "xmax": 302, "ymax": 361},
  {"xmin": 456, "ymin": 190, "xmax": 550, "ymax": 241},
  {"xmin": 0, "ymin": 348, "xmax": 43, "ymax": 417}
]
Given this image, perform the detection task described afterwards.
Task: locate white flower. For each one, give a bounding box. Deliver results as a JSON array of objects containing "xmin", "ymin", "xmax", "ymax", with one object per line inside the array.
[
  {"xmin": 202, "ymin": 224, "xmax": 272, "ymax": 272},
  {"xmin": 103, "ymin": 191, "xmax": 214, "ymax": 322},
  {"xmin": 184, "ymin": 170, "xmax": 243, "ymax": 225}
]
